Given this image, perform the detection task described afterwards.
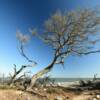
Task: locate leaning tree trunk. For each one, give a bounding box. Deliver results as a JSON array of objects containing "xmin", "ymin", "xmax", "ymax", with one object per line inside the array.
[
  {"xmin": 28, "ymin": 52, "xmax": 59, "ymax": 89},
  {"xmin": 29, "ymin": 63, "xmax": 53, "ymax": 89}
]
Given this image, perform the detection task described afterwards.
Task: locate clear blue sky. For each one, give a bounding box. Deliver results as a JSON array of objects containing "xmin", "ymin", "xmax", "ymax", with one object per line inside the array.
[{"xmin": 0, "ymin": 0, "xmax": 100, "ymax": 78}]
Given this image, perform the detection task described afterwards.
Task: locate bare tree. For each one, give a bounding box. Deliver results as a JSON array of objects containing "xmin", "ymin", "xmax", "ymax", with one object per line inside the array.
[
  {"xmin": 16, "ymin": 9, "xmax": 100, "ymax": 89},
  {"xmin": 29, "ymin": 9, "xmax": 100, "ymax": 88},
  {"xmin": 9, "ymin": 31, "xmax": 37, "ymax": 85},
  {"xmin": 9, "ymin": 64, "xmax": 31, "ymax": 85}
]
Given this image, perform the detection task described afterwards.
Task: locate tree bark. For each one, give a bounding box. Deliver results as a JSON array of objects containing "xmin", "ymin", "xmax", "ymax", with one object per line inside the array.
[
  {"xmin": 28, "ymin": 50, "xmax": 66, "ymax": 89},
  {"xmin": 29, "ymin": 63, "xmax": 53, "ymax": 89}
]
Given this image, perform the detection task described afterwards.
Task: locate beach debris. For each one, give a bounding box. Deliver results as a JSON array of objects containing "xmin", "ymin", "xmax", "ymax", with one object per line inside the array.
[
  {"xmin": 27, "ymin": 97, "xmax": 30, "ymax": 100},
  {"xmin": 55, "ymin": 96, "xmax": 63, "ymax": 100},
  {"xmin": 65, "ymin": 96, "xmax": 69, "ymax": 99},
  {"xmin": 43, "ymin": 88, "xmax": 47, "ymax": 91},
  {"xmin": 57, "ymin": 82, "xmax": 61, "ymax": 86},
  {"xmin": 34, "ymin": 88, "xmax": 38, "ymax": 91},
  {"xmin": 92, "ymin": 97, "xmax": 97, "ymax": 100},
  {"xmin": 96, "ymin": 94, "xmax": 100, "ymax": 98},
  {"xmin": 83, "ymin": 92, "xmax": 90, "ymax": 95}
]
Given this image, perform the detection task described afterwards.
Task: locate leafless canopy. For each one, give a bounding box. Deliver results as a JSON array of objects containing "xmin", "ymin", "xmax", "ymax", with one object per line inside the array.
[
  {"xmin": 9, "ymin": 31, "xmax": 37, "ymax": 85},
  {"xmin": 38, "ymin": 9, "xmax": 100, "ymax": 68},
  {"xmin": 16, "ymin": 31, "xmax": 37, "ymax": 65}
]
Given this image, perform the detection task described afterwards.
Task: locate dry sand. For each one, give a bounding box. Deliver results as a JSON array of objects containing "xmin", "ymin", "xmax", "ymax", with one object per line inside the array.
[
  {"xmin": 0, "ymin": 89, "xmax": 44, "ymax": 100},
  {"xmin": 0, "ymin": 89, "xmax": 99, "ymax": 100}
]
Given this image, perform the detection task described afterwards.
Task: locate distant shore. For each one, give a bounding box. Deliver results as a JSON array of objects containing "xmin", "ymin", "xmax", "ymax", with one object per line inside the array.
[{"xmin": 55, "ymin": 81, "xmax": 79, "ymax": 87}]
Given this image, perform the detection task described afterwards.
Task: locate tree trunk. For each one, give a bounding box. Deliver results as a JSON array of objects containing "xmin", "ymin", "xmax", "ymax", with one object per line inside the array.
[
  {"xmin": 29, "ymin": 64, "xmax": 53, "ymax": 89},
  {"xmin": 9, "ymin": 75, "xmax": 16, "ymax": 86},
  {"xmin": 28, "ymin": 54, "xmax": 58, "ymax": 89}
]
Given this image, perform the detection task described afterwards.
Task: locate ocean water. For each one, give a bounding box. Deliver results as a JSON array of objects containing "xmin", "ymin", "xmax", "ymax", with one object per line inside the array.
[{"xmin": 51, "ymin": 78, "xmax": 93, "ymax": 83}]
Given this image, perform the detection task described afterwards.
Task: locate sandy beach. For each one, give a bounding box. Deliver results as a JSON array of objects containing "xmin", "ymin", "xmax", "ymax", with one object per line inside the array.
[{"xmin": 0, "ymin": 87, "xmax": 99, "ymax": 100}]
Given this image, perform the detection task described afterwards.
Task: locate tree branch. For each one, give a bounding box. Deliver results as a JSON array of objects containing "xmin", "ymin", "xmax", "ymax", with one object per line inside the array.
[
  {"xmin": 72, "ymin": 49, "xmax": 100, "ymax": 55},
  {"xmin": 18, "ymin": 43, "xmax": 37, "ymax": 65}
]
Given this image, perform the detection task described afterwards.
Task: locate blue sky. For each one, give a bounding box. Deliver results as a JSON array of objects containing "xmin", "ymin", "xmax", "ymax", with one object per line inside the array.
[{"xmin": 0, "ymin": 0, "xmax": 100, "ymax": 77}]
